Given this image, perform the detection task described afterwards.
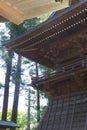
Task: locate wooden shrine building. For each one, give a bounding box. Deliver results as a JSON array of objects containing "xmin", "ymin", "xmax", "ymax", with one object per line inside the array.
[{"xmin": 3, "ymin": 0, "xmax": 87, "ymax": 129}]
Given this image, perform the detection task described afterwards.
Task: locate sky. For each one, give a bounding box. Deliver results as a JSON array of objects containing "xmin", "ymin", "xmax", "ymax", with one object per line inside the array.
[
  {"xmin": 0, "ymin": 59, "xmax": 47, "ymax": 113},
  {"xmin": 0, "ymin": 23, "xmax": 48, "ymax": 115},
  {"xmin": 0, "ymin": 23, "xmax": 5, "ymax": 29},
  {"xmin": 0, "ymin": 59, "xmax": 30, "ymax": 112},
  {"xmin": 0, "ymin": 23, "xmax": 28, "ymax": 112}
]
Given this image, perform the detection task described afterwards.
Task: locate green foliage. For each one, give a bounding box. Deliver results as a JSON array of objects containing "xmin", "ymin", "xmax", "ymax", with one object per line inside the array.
[
  {"xmin": 55, "ymin": 0, "xmax": 63, "ymax": 2},
  {"xmin": 40, "ymin": 105, "xmax": 47, "ymax": 119},
  {"xmin": 22, "ymin": 58, "xmax": 31, "ymax": 65},
  {"xmin": 6, "ymin": 17, "xmax": 41, "ymax": 39},
  {"xmin": 0, "ymin": 109, "xmax": 27, "ymax": 129},
  {"xmin": 38, "ymin": 64, "xmax": 53, "ymax": 76},
  {"xmin": 0, "ymin": 83, "xmax": 4, "ymax": 88},
  {"xmin": 31, "ymin": 123, "xmax": 39, "ymax": 130},
  {"xmin": 39, "ymin": 13, "xmax": 50, "ymax": 22},
  {"xmin": 0, "ymin": 15, "xmax": 52, "ymax": 130},
  {"xmin": 23, "ymin": 17, "xmax": 40, "ymax": 30},
  {"xmin": 6, "ymin": 23, "xmax": 26, "ymax": 38},
  {"xmin": 17, "ymin": 112, "xmax": 27, "ymax": 129}
]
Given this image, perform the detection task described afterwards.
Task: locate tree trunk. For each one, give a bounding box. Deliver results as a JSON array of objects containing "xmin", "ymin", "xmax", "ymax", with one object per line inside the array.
[
  {"xmin": 11, "ymin": 55, "xmax": 22, "ymax": 130},
  {"xmin": 37, "ymin": 90, "xmax": 40, "ymax": 122},
  {"xmin": 35, "ymin": 63, "xmax": 40, "ymax": 122},
  {"xmin": 1, "ymin": 51, "xmax": 13, "ymax": 121},
  {"xmin": 27, "ymin": 88, "xmax": 31, "ymax": 130}
]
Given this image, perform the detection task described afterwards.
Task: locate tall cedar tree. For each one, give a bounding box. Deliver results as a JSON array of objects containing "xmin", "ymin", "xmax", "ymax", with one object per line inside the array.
[
  {"xmin": 1, "ymin": 16, "xmax": 46, "ymax": 129},
  {"xmin": 1, "ymin": 51, "xmax": 13, "ymax": 121},
  {"xmin": 35, "ymin": 63, "xmax": 40, "ymax": 122},
  {"xmin": 11, "ymin": 55, "xmax": 22, "ymax": 130},
  {"xmin": 8, "ymin": 18, "xmax": 40, "ymax": 130}
]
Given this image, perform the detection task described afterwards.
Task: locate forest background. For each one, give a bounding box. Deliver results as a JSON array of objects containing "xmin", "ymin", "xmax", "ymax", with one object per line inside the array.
[{"xmin": 0, "ymin": 14, "xmax": 52, "ymax": 130}]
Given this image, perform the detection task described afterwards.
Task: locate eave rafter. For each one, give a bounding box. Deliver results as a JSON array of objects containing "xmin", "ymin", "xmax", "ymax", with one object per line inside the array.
[{"xmin": 4, "ymin": 0, "xmax": 87, "ymax": 69}]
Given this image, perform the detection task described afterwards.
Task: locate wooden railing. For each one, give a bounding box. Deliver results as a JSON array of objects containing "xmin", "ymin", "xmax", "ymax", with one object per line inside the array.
[{"xmin": 32, "ymin": 57, "xmax": 87, "ymax": 83}]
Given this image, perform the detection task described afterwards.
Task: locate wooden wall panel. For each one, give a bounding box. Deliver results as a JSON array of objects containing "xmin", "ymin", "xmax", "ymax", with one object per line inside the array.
[{"xmin": 37, "ymin": 91, "xmax": 87, "ymax": 130}]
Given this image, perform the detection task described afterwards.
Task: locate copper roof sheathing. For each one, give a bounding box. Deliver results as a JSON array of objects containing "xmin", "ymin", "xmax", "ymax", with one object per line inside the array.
[
  {"xmin": 0, "ymin": 120, "xmax": 19, "ymax": 128},
  {"xmin": 4, "ymin": 0, "xmax": 87, "ymax": 69}
]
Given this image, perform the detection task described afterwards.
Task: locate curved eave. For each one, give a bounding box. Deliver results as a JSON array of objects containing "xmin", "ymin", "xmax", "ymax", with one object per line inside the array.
[{"xmin": 3, "ymin": 0, "xmax": 87, "ymax": 69}]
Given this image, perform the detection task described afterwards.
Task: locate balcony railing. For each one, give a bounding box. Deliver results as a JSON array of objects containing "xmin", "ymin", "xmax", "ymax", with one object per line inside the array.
[{"xmin": 32, "ymin": 57, "xmax": 87, "ymax": 84}]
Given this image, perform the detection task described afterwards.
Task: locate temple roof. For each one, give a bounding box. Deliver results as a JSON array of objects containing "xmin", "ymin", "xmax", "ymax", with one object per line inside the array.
[
  {"xmin": 0, "ymin": 0, "xmax": 70, "ymax": 24},
  {"xmin": 4, "ymin": 0, "xmax": 87, "ymax": 69},
  {"xmin": 0, "ymin": 120, "xmax": 19, "ymax": 128}
]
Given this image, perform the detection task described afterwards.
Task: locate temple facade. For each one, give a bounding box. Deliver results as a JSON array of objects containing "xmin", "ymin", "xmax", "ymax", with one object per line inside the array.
[{"xmin": 4, "ymin": 0, "xmax": 87, "ymax": 129}]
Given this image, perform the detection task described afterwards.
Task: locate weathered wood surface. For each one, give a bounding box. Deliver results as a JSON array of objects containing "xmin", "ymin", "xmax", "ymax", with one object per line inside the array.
[
  {"xmin": 0, "ymin": 0, "xmax": 69, "ymax": 24},
  {"xmin": 32, "ymin": 58, "xmax": 87, "ymax": 96},
  {"xmin": 37, "ymin": 91, "xmax": 87, "ymax": 130},
  {"xmin": 4, "ymin": 0, "xmax": 87, "ymax": 68}
]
